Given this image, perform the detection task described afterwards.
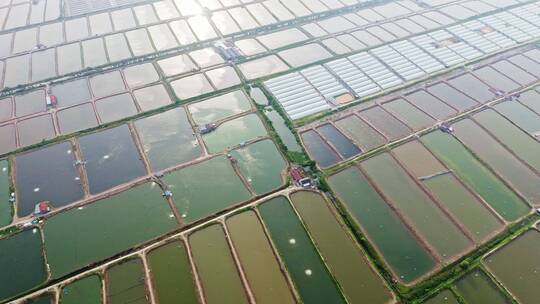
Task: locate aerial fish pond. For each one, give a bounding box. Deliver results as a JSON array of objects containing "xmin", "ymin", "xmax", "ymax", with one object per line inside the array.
[{"xmin": 3, "ymin": 0, "xmax": 540, "ymax": 303}]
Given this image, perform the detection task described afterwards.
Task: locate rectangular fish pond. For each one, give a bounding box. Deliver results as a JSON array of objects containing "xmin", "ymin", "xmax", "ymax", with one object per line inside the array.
[
  {"xmin": 392, "ymin": 140, "xmax": 504, "ymax": 243},
  {"xmin": 134, "ymin": 107, "xmax": 202, "ymax": 172},
  {"xmin": 106, "ymin": 258, "xmax": 150, "ymax": 304},
  {"xmin": 189, "ymin": 224, "xmax": 250, "ymax": 304},
  {"xmin": 59, "ymin": 275, "xmax": 102, "ymax": 304},
  {"xmin": 0, "ymin": 228, "xmax": 48, "ymax": 302},
  {"xmin": 226, "ymin": 210, "xmax": 296, "ymax": 304},
  {"xmin": 147, "ymin": 240, "xmax": 199, "ymax": 304},
  {"xmin": 258, "ymin": 196, "xmax": 347, "ymax": 304},
  {"xmin": 15, "ymin": 141, "xmax": 84, "ymax": 218},
  {"xmin": 162, "ymin": 139, "xmax": 286, "ymax": 224},
  {"xmin": 328, "ymin": 166, "xmax": 437, "ymax": 284},
  {"xmin": 483, "ymin": 229, "xmax": 540, "ymax": 304},
  {"xmin": 289, "ymin": 190, "xmax": 393, "ymax": 304},
  {"xmin": 43, "ymin": 182, "xmax": 177, "ymax": 279},
  {"xmin": 453, "ymin": 268, "xmax": 512, "ymax": 304},
  {"xmin": 359, "ymin": 152, "xmax": 473, "ymax": 262}
]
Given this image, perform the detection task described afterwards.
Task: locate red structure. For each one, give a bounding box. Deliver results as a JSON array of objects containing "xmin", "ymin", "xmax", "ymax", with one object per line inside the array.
[
  {"xmin": 291, "ymin": 167, "xmax": 303, "ymax": 183},
  {"xmin": 34, "ymin": 201, "xmax": 51, "ymax": 215}
]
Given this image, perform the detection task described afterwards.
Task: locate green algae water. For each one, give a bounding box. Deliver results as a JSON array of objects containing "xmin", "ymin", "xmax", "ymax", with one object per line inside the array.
[
  {"xmin": 230, "ymin": 140, "xmax": 286, "ymax": 195},
  {"xmin": 0, "ymin": 229, "xmax": 48, "ymax": 302},
  {"xmin": 392, "ymin": 140, "xmax": 448, "ymax": 178},
  {"xmin": 147, "ymin": 240, "xmax": 199, "ymax": 304},
  {"xmin": 454, "ymin": 269, "xmax": 511, "ymax": 304},
  {"xmin": 424, "ymin": 290, "xmax": 459, "ymax": 304},
  {"xmin": 189, "ymin": 224, "xmax": 249, "ymax": 304},
  {"xmin": 44, "ymin": 182, "xmax": 177, "ymax": 279},
  {"xmin": 393, "ymin": 141, "xmax": 503, "ymax": 243},
  {"xmin": 291, "ymin": 191, "xmax": 392, "ymax": 304},
  {"xmin": 484, "ymin": 229, "xmax": 540, "ymax": 304},
  {"xmin": 226, "ymin": 211, "xmax": 296, "ymax": 304},
  {"xmin": 202, "ymin": 114, "xmax": 268, "ymax": 153},
  {"xmin": 106, "ymin": 259, "xmax": 149, "ymax": 304},
  {"xmin": 328, "ymin": 167, "xmax": 436, "ymax": 283},
  {"xmin": 265, "ymin": 109, "xmax": 302, "ymax": 152},
  {"xmin": 474, "ymin": 109, "xmax": 540, "ymax": 171},
  {"xmin": 60, "ymin": 275, "xmax": 102, "ymax": 304},
  {"xmin": 422, "ymin": 131, "xmax": 529, "ymax": 221},
  {"xmin": 494, "ymin": 100, "xmax": 540, "ymax": 135},
  {"xmin": 0, "ymin": 159, "xmax": 11, "ymax": 227},
  {"xmin": 361, "ymin": 153, "xmax": 472, "ymax": 261},
  {"xmin": 453, "ymin": 119, "xmax": 540, "ymax": 205},
  {"xmin": 163, "ymin": 156, "xmax": 251, "ymax": 224},
  {"xmin": 423, "ymin": 174, "xmax": 503, "ymax": 243},
  {"xmin": 259, "ymin": 196, "xmax": 346, "ymax": 304}
]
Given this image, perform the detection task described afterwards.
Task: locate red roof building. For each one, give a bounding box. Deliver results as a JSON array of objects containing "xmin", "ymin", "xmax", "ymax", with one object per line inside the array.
[
  {"xmin": 34, "ymin": 201, "xmax": 51, "ymax": 215},
  {"xmin": 291, "ymin": 167, "xmax": 303, "ymax": 183}
]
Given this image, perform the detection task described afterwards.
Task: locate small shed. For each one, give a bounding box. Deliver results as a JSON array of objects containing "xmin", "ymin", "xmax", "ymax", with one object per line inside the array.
[{"xmin": 34, "ymin": 201, "xmax": 51, "ymax": 215}]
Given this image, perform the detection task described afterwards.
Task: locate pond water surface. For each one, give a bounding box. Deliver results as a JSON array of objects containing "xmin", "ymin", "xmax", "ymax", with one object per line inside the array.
[
  {"xmin": 188, "ymin": 90, "xmax": 252, "ymax": 125},
  {"xmin": 357, "ymin": 107, "xmax": 411, "ymax": 140},
  {"xmin": 265, "ymin": 109, "xmax": 302, "ymax": 152},
  {"xmin": 454, "ymin": 269, "xmax": 511, "ymax": 304},
  {"xmin": 316, "ymin": 124, "xmax": 361, "ymax": 159},
  {"xmin": 382, "ymin": 98, "xmax": 434, "ymax": 130},
  {"xmin": 44, "ymin": 183, "xmax": 176, "ymax": 279},
  {"xmin": 259, "ymin": 196, "xmax": 346, "ymax": 304},
  {"xmin": 474, "ymin": 109, "xmax": 540, "ymax": 170},
  {"xmin": 422, "ymin": 131, "xmax": 530, "ymax": 221},
  {"xmin": 57, "ymin": 103, "xmax": 99, "ymax": 134},
  {"xmin": 147, "ymin": 240, "xmax": 199, "ymax": 304},
  {"xmin": 301, "ymin": 130, "xmax": 341, "ymax": 168},
  {"xmin": 106, "ymin": 259, "xmax": 149, "ymax": 304},
  {"xmin": 393, "ymin": 141, "xmax": 503, "ymax": 242},
  {"xmin": 189, "ymin": 224, "xmax": 249, "ymax": 304},
  {"xmin": 163, "ymin": 156, "xmax": 251, "ymax": 224},
  {"xmin": 423, "ymin": 290, "xmax": 459, "ymax": 304},
  {"xmin": 361, "ymin": 153, "xmax": 472, "ymax": 261},
  {"xmin": 334, "ymin": 115, "xmax": 386, "ymax": 151},
  {"xmin": 484, "ymin": 229, "xmax": 540, "ymax": 304},
  {"xmin": 16, "ymin": 141, "xmax": 84, "ymax": 217},
  {"xmin": 78, "ymin": 125, "xmax": 146, "ymax": 194},
  {"xmin": 60, "ymin": 275, "xmax": 102, "ymax": 304},
  {"xmin": 0, "ymin": 229, "xmax": 47, "ymax": 302},
  {"xmin": 202, "ymin": 114, "xmax": 267, "ymax": 153},
  {"xmin": 135, "ymin": 108, "xmax": 201, "ymax": 172},
  {"xmin": 291, "ymin": 191, "xmax": 392, "ymax": 303},
  {"xmin": 226, "ymin": 211, "xmax": 296, "ymax": 304},
  {"xmin": 453, "ymin": 119, "xmax": 540, "ymax": 205},
  {"xmin": 328, "ymin": 166, "xmax": 436, "ymax": 283},
  {"xmin": 230, "ymin": 140, "xmax": 286, "ymax": 195}
]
